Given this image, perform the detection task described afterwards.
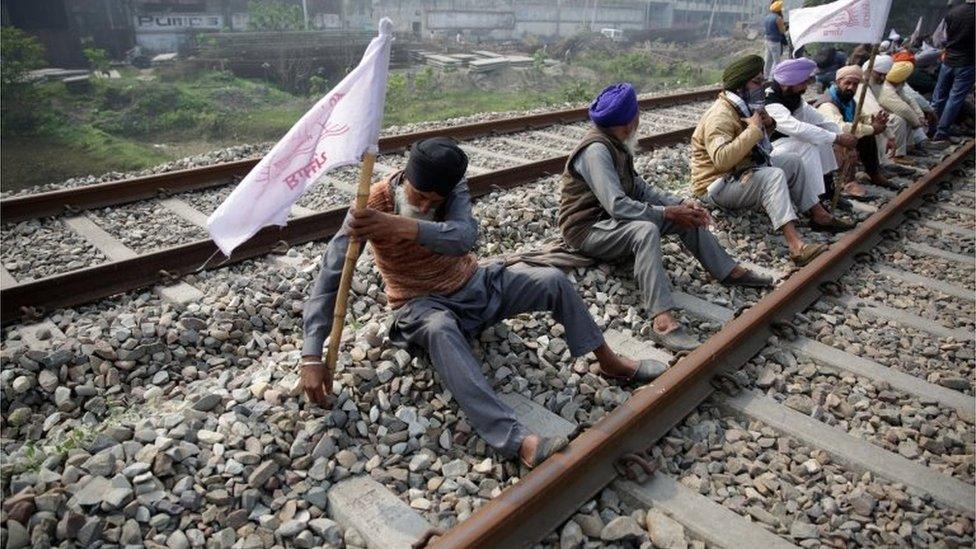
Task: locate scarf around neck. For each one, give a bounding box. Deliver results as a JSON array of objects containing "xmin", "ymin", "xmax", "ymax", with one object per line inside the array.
[{"xmin": 828, "ymin": 84, "xmax": 856, "ymax": 122}]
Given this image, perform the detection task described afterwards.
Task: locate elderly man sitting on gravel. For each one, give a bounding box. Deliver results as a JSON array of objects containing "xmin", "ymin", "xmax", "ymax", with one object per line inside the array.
[
  {"xmin": 300, "ymin": 137, "xmax": 665, "ymax": 468},
  {"xmin": 690, "ymin": 55, "xmax": 845, "ymax": 267},
  {"xmin": 558, "ymin": 83, "xmax": 772, "ymax": 353}
]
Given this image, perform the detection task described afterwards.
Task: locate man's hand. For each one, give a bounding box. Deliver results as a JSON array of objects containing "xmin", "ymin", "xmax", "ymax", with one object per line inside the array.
[
  {"xmin": 745, "ymin": 110, "xmax": 765, "ymax": 130},
  {"xmin": 300, "ymin": 357, "xmax": 332, "ymax": 406},
  {"xmin": 834, "ymin": 133, "xmax": 858, "ymax": 149},
  {"xmin": 681, "ymin": 198, "xmax": 714, "ymax": 225},
  {"xmin": 665, "ymin": 204, "xmax": 710, "ymax": 229},
  {"xmin": 870, "ymin": 111, "xmax": 889, "ymax": 135},
  {"xmin": 348, "ymin": 208, "xmax": 419, "ymax": 242}
]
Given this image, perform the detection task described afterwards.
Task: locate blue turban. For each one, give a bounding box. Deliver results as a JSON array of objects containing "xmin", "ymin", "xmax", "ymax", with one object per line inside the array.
[{"xmin": 589, "ymin": 83, "xmax": 638, "ymax": 127}]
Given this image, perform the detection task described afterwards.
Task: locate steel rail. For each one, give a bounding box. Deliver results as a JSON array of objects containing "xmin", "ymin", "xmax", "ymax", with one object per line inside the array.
[
  {"xmin": 0, "ymin": 88, "xmax": 719, "ymax": 223},
  {"xmin": 0, "ymin": 128, "xmax": 695, "ymax": 325},
  {"xmin": 429, "ymin": 139, "xmax": 976, "ymax": 549}
]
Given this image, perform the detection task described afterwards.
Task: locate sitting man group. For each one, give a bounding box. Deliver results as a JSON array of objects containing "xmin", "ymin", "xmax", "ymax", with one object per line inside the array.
[{"xmin": 299, "ymin": 44, "xmax": 961, "ymax": 466}]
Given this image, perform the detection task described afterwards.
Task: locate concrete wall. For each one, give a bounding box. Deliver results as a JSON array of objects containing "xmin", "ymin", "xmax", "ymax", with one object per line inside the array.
[{"xmin": 371, "ymin": 0, "xmax": 755, "ymax": 40}]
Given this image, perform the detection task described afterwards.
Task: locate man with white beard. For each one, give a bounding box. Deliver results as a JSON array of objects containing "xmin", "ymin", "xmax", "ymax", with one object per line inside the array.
[
  {"xmin": 558, "ymin": 83, "xmax": 772, "ymax": 352},
  {"xmin": 301, "ymin": 137, "xmax": 667, "ymax": 468}
]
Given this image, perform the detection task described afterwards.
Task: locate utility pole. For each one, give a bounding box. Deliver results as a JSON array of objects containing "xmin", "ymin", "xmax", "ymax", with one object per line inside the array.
[
  {"xmin": 302, "ymin": 0, "xmax": 309, "ymax": 30},
  {"xmin": 705, "ymin": 0, "xmax": 719, "ymax": 38}
]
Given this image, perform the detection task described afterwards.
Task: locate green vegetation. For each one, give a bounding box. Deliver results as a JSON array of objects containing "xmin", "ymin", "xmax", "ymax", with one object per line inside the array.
[
  {"xmin": 248, "ymin": 0, "xmax": 304, "ymax": 31},
  {"xmin": 2, "ymin": 44, "xmax": 721, "ymax": 191}
]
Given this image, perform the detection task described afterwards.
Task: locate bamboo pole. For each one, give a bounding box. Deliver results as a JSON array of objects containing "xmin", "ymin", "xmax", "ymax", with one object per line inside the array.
[
  {"xmin": 832, "ymin": 43, "xmax": 880, "ymax": 210},
  {"xmin": 323, "ymin": 151, "xmax": 377, "ymax": 397}
]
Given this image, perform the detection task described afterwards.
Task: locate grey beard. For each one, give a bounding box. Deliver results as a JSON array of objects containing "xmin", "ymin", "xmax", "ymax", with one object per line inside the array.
[
  {"xmin": 623, "ymin": 132, "xmax": 640, "ymax": 157},
  {"xmin": 395, "ymin": 185, "xmax": 436, "ymax": 221}
]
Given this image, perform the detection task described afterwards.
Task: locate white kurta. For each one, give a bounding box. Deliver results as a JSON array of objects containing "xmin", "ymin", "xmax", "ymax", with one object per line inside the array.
[
  {"xmin": 765, "ymin": 101, "xmax": 840, "ymax": 197},
  {"xmin": 859, "ymin": 83, "xmax": 909, "ymax": 158}
]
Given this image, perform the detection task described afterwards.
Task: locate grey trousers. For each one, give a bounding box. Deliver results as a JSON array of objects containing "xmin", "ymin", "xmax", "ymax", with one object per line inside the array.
[
  {"xmin": 390, "ymin": 263, "xmax": 604, "ymax": 458},
  {"xmin": 706, "ymin": 153, "xmax": 818, "ymax": 230},
  {"xmin": 578, "ymin": 218, "xmax": 737, "ymax": 318}
]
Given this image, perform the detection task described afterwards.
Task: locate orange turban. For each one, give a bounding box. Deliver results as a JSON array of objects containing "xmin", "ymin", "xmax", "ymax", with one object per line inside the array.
[{"xmin": 892, "ymin": 51, "xmax": 916, "ymax": 63}]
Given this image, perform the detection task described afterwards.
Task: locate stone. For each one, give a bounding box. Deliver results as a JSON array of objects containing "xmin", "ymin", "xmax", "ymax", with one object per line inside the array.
[
  {"xmin": 84, "ymin": 451, "xmax": 115, "ymax": 477},
  {"xmin": 646, "ymin": 510, "xmax": 687, "ymax": 549},
  {"xmin": 191, "ymin": 393, "xmax": 221, "ymax": 412},
  {"xmin": 103, "ymin": 474, "xmax": 134, "ymax": 508},
  {"xmin": 600, "ymin": 516, "xmax": 644, "ymax": 542},
  {"xmin": 249, "ymin": 460, "xmax": 279, "ymax": 488},
  {"xmin": 166, "ymin": 529, "xmax": 190, "ymax": 549},
  {"xmin": 6, "ymin": 519, "xmax": 29, "ymax": 549},
  {"xmin": 312, "ymin": 436, "xmax": 337, "ymax": 459},
  {"xmin": 328, "ymin": 476, "xmax": 432, "ymax": 549},
  {"xmin": 120, "ymin": 518, "xmax": 142, "ymax": 544},
  {"xmin": 442, "ymin": 459, "xmax": 470, "ymax": 478},
  {"xmin": 195, "ymin": 429, "xmax": 223, "ymax": 444},
  {"xmin": 72, "ymin": 476, "xmax": 112, "ymax": 506},
  {"xmin": 277, "ymin": 519, "xmax": 307, "ymax": 537},
  {"xmin": 789, "ymin": 521, "xmax": 818, "ymax": 540},
  {"xmin": 560, "ymin": 519, "xmax": 584, "ymax": 549},
  {"xmin": 37, "ymin": 370, "xmax": 58, "ymax": 392},
  {"xmin": 849, "ymin": 492, "xmax": 877, "ymax": 516},
  {"xmin": 309, "ymin": 517, "xmax": 342, "ymax": 544}
]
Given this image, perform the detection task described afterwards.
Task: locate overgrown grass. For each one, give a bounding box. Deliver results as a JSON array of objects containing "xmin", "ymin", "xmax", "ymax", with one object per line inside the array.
[{"xmin": 2, "ymin": 52, "xmax": 722, "ymax": 191}]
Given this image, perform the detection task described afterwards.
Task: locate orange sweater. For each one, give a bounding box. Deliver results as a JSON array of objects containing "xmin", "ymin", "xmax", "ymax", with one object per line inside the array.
[{"xmin": 367, "ymin": 178, "xmax": 478, "ymax": 308}]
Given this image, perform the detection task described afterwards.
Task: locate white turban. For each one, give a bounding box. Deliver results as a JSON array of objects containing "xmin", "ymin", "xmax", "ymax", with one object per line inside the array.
[{"xmin": 865, "ymin": 55, "xmax": 894, "ymax": 75}]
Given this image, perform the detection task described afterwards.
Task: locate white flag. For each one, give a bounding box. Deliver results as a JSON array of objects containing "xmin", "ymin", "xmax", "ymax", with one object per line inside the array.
[
  {"xmin": 207, "ymin": 18, "xmax": 395, "ymax": 256},
  {"xmin": 787, "ymin": 0, "xmax": 892, "ymax": 52}
]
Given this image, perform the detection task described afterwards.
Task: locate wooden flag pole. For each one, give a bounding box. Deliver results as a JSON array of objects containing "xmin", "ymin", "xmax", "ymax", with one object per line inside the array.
[
  {"xmin": 323, "ymin": 151, "xmax": 377, "ymax": 395},
  {"xmin": 832, "ymin": 43, "xmax": 880, "ymax": 210}
]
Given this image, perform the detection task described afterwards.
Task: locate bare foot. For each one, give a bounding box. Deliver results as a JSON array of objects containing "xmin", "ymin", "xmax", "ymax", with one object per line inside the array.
[
  {"xmin": 652, "ymin": 311, "xmax": 681, "ymax": 334},
  {"xmin": 519, "ymin": 434, "xmax": 539, "ymax": 465},
  {"xmin": 593, "ymin": 343, "xmax": 638, "ymax": 378},
  {"xmin": 726, "ymin": 264, "xmax": 749, "ymax": 279}
]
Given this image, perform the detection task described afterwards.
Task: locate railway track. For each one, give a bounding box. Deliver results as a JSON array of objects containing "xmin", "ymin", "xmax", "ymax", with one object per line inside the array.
[
  {"xmin": 0, "ymin": 87, "xmax": 718, "ymax": 326},
  {"xmin": 0, "ymin": 94, "xmax": 972, "ymax": 548}
]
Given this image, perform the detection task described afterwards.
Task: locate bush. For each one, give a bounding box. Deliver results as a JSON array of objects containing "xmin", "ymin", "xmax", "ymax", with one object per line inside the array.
[
  {"xmin": 248, "ymin": 0, "xmax": 303, "ymax": 31},
  {"xmin": 1, "ymin": 28, "xmax": 46, "ymax": 132},
  {"xmin": 81, "ymin": 37, "xmax": 110, "ymax": 74}
]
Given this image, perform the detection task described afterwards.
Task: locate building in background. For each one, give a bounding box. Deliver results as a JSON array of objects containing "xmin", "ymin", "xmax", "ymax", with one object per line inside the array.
[{"xmin": 3, "ymin": 0, "xmax": 764, "ymax": 67}]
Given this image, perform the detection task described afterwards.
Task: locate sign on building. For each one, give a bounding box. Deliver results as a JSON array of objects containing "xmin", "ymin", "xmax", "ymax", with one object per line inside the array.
[{"xmin": 135, "ymin": 14, "xmax": 224, "ymax": 31}]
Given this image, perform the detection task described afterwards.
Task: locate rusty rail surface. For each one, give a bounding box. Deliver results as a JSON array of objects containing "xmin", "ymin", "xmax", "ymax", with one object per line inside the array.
[
  {"xmin": 429, "ymin": 140, "xmax": 976, "ymax": 548},
  {"xmin": 0, "ymin": 128, "xmax": 695, "ymax": 325},
  {"xmin": 0, "ymin": 88, "xmax": 718, "ymax": 223}
]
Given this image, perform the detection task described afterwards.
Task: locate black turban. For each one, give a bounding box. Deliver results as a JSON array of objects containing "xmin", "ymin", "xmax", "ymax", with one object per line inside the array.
[
  {"xmin": 723, "ymin": 55, "xmax": 765, "ymax": 91},
  {"xmin": 404, "ymin": 137, "xmax": 469, "ymax": 196}
]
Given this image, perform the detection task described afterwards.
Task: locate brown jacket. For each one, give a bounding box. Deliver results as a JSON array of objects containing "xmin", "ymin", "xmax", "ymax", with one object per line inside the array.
[
  {"xmin": 557, "ymin": 128, "xmax": 636, "ymax": 249},
  {"xmin": 690, "ymin": 94, "xmax": 765, "ymax": 197}
]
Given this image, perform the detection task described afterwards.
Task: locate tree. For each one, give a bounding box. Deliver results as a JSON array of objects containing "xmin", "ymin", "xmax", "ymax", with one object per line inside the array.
[
  {"xmin": 1, "ymin": 27, "xmax": 46, "ymax": 97},
  {"xmin": 248, "ymin": 1, "xmax": 303, "ymax": 32},
  {"xmin": 81, "ymin": 37, "xmax": 110, "ymax": 75}
]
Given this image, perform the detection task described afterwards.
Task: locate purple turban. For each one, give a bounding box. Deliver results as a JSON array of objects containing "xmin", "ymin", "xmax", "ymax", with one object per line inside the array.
[
  {"xmin": 772, "ymin": 57, "xmax": 817, "ymax": 86},
  {"xmin": 589, "ymin": 83, "xmax": 638, "ymax": 127}
]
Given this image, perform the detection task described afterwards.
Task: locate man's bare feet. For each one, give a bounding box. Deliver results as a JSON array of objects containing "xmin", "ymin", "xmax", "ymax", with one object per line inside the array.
[
  {"xmin": 519, "ymin": 434, "xmax": 540, "ymax": 465},
  {"xmin": 593, "ymin": 343, "xmax": 639, "ymax": 378},
  {"xmin": 652, "ymin": 311, "xmax": 681, "ymax": 334}
]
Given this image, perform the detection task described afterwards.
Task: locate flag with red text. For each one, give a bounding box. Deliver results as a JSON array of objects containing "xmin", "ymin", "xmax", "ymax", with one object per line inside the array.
[
  {"xmin": 208, "ymin": 18, "xmax": 394, "ymax": 256},
  {"xmin": 787, "ymin": 0, "xmax": 892, "ymax": 52}
]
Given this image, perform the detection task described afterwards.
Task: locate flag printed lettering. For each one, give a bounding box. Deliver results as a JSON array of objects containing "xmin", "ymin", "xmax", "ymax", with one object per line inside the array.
[
  {"xmin": 207, "ymin": 19, "xmax": 394, "ymax": 256},
  {"xmin": 787, "ymin": 0, "xmax": 892, "ymax": 51}
]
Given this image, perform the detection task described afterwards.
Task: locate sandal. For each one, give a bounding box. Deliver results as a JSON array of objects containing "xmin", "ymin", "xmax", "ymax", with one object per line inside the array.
[
  {"xmin": 809, "ymin": 216, "xmax": 855, "ymax": 233},
  {"xmin": 722, "ymin": 269, "xmax": 774, "ymax": 288},
  {"xmin": 520, "ymin": 436, "xmax": 569, "ymax": 468},
  {"xmin": 599, "ymin": 359, "xmax": 668, "ymax": 383},
  {"xmin": 790, "ymin": 242, "xmax": 828, "ymax": 267},
  {"xmin": 647, "ymin": 326, "xmax": 699, "ymax": 352}
]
